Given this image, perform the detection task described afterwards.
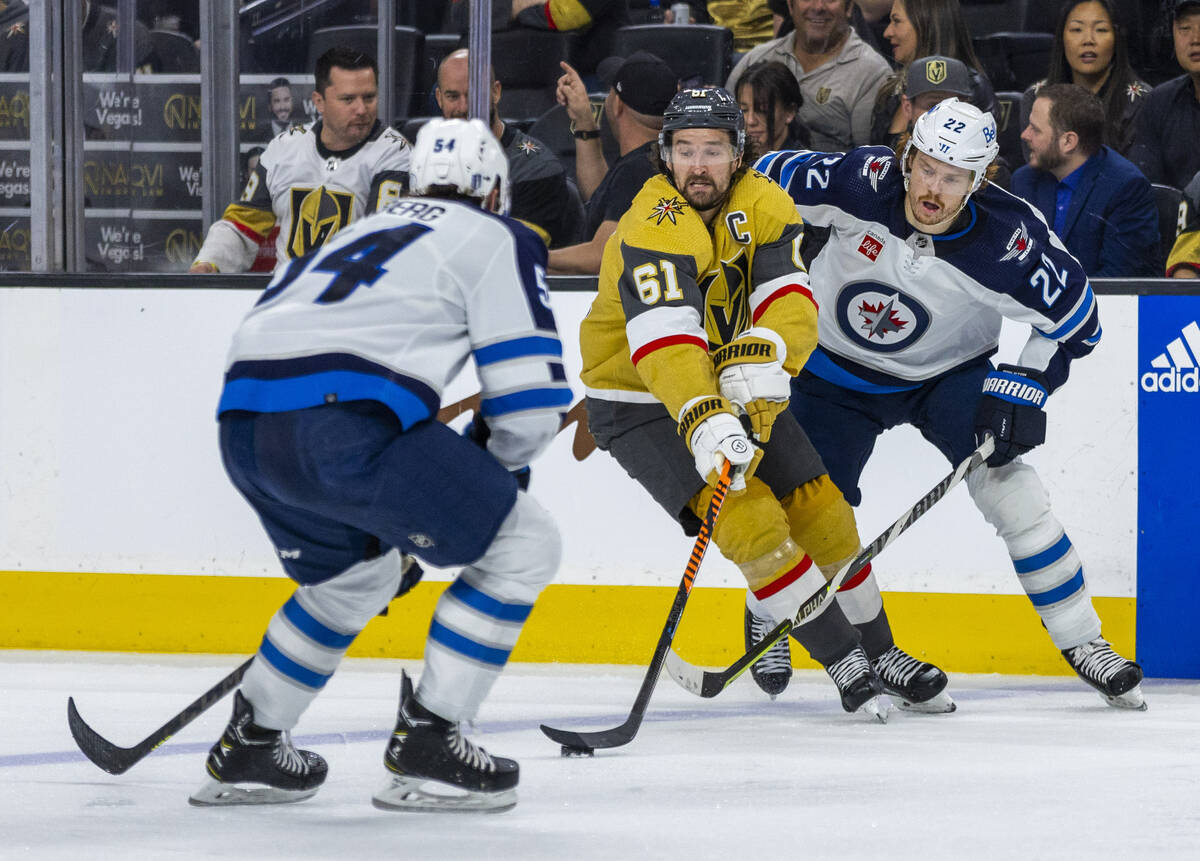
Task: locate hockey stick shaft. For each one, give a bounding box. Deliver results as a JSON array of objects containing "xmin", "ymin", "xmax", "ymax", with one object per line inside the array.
[
  {"xmin": 540, "ymin": 459, "xmax": 735, "ymax": 750},
  {"xmin": 67, "ymin": 657, "xmax": 253, "ymax": 775},
  {"xmin": 665, "ymin": 435, "xmax": 995, "ymax": 698}
]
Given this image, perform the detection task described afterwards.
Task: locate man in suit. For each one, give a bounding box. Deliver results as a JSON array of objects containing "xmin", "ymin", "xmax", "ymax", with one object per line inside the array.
[{"xmin": 1012, "ymin": 83, "xmax": 1159, "ymax": 277}]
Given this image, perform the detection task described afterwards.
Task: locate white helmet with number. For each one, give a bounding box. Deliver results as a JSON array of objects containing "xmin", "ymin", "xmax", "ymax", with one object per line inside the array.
[
  {"xmin": 903, "ymin": 97, "xmax": 999, "ymax": 194},
  {"xmin": 410, "ymin": 118, "xmax": 510, "ymax": 214}
]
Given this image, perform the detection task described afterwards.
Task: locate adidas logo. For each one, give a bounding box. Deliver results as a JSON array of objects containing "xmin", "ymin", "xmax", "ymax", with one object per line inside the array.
[{"xmin": 1141, "ymin": 320, "xmax": 1200, "ymax": 393}]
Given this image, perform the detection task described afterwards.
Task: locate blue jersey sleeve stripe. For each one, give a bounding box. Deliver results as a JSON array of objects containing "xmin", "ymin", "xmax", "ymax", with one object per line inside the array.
[
  {"xmin": 778, "ymin": 152, "xmax": 816, "ymax": 191},
  {"xmin": 1013, "ymin": 533, "xmax": 1072, "ymax": 573},
  {"xmin": 218, "ymin": 371, "xmax": 436, "ymax": 429},
  {"xmin": 1043, "ymin": 289, "xmax": 1096, "ymax": 340},
  {"xmin": 447, "ymin": 578, "xmax": 533, "ymax": 622},
  {"xmin": 281, "ymin": 597, "xmax": 356, "ymax": 650},
  {"xmin": 1026, "ymin": 567, "xmax": 1085, "ymax": 607},
  {"xmin": 754, "ymin": 150, "xmax": 788, "ymax": 176},
  {"xmin": 428, "ymin": 620, "xmax": 510, "ymax": 666},
  {"xmin": 474, "ymin": 335, "xmax": 563, "ymax": 366},
  {"xmin": 481, "ymin": 386, "xmax": 573, "ymax": 416},
  {"xmin": 259, "ymin": 636, "xmax": 332, "ymax": 689}
]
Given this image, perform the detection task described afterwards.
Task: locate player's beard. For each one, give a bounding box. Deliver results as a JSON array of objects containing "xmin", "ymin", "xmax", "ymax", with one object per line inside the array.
[{"xmin": 678, "ymin": 170, "xmax": 730, "ymax": 213}]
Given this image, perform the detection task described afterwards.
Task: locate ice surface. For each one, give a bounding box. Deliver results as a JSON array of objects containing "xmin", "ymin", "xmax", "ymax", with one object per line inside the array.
[{"xmin": 2, "ymin": 651, "xmax": 1197, "ymax": 860}]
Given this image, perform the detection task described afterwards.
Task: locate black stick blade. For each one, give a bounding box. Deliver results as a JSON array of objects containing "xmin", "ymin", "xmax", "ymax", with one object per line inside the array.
[
  {"xmin": 539, "ymin": 716, "xmax": 639, "ymax": 751},
  {"xmin": 66, "ymin": 697, "xmax": 151, "ymax": 775}
]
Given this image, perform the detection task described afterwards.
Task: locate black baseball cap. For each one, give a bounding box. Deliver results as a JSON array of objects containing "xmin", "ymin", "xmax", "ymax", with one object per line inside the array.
[
  {"xmin": 1173, "ymin": 0, "xmax": 1200, "ymax": 19},
  {"xmin": 905, "ymin": 55, "xmax": 973, "ymax": 100},
  {"xmin": 596, "ymin": 51, "xmax": 678, "ymax": 115}
]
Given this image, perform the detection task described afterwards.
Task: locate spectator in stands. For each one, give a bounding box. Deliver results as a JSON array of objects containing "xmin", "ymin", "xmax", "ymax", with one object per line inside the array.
[
  {"xmin": 1130, "ymin": 0, "xmax": 1200, "ymax": 190},
  {"xmin": 82, "ymin": 1, "xmax": 160, "ymax": 73},
  {"xmin": 190, "ymin": 47, "xmax": 411, "ymax": 274},
  {"xmin": 727, "ymin": 0, "xmax": 891, "ymax": 151},
  {"xmin": 449, "ymin": 1, "xmax": 628, "ymax": 73},
  {"xmin": 1167, "ymin": 169, "xmax": 1200, "ymax": 277},
  {"xmin": 872, "ymin": 0, "xmax": 995, "ymax": 146},
  {"xmin": 268, "ymin": 78, "xmax": 298, "ymax": 136},
  {"xmin": 0, "ymin": 2, "xmax": 27, "ymax": 73},
  {"xmin": 733, "ymin": 60, "xmax": 811, "ymax": 159},
  {"xmin": 548, "ymin": 51, "xmax": 676, "ymax": 274},
  {"xmin": 434, "ymin": 49, "xmax": 579, "ymax": 249},
  {"xmin": 1020, "ymin": 0, "xmax": 1149, "ymax": 159},
  {"xmin": 1013, "ymin": 83, "xmax": 1159, "ymax": 277}
]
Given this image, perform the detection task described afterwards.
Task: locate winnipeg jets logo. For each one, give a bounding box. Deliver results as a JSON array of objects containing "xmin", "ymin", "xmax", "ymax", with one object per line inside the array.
[
  {"xmin": 860, "ymin": 157, "xmax": 890, "ymax": 192},
  {"xmin": 648, "ymin": 196, "xmax": 687, "ymax": 225},
  {"xmin": 1001, "ymin": 222, "xmax": 1034, "ymax": 262},
  {"xmin": 858, "ymin": 296, "xmax": 907, "ymax": 339},
  {"xmin": 517, "ymin": 139, "xmax": 540, "ymax": 156},
  {"xmin": 835, "ymin": 282, "xmax": 930, "ymax": 353}
]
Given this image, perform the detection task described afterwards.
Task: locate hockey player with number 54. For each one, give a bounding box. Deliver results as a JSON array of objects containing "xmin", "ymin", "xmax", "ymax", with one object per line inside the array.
[
  {"xmin": 757, "ymin": 98, "xmax": 1145, "ymax": 709},
  {"xmin": 192, "ymin": 118, "xmax": 571, "ymax": 812}
]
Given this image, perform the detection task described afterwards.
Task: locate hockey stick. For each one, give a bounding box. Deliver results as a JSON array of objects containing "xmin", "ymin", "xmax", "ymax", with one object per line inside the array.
[
  {"xmin": 664, "ymin": 434, "xmax": 995, "ymax": 698},
  {"xmin": 540, "ymin": 459, "xmax": 735, "ymax": 752},
  {"xmin": 67, "ymin": 657, "xmax": 253, "ymax": 775}
]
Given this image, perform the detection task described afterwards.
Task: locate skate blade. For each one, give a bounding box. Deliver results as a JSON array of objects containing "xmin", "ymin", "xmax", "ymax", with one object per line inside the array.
[
  {"xmin": 188, "ymin": 777, "xmax": 319, "ymax": 807},
  {"xmin": 895, "ymin": 690, "xmax": 957, "ymax": 714},
  {"xmin": 1103, "ymin": 685, "xmax": 1148, "ymax": 711},
  {"xmin": 372, "ymin": 775, "xmax": 517, "ymax": 813},
  {"xmin": 858, "ymin": 695, "xmax": 890, "ymax": 724}
]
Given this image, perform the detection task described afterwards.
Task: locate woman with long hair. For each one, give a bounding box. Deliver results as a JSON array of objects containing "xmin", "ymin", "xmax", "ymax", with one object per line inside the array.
[
  {"xmin": 1019, "ymin": 0, "xmax": 1148, "ymax": 157},
  {"xmin": 871, "ymin": 0, "xmax": 996, "ymax": 147},
  {"xmin": 733, "ymin": 60, "xmax": 811, "ymax": 160}
]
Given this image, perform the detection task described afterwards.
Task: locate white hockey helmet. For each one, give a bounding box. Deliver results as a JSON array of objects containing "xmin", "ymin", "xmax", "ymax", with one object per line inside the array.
[
  {"xmin": 410, "ymin": 118, "xmax": 510, "ymax": 214},
  {"xmin": 903, "ymin": 97, "xmax": 1000, "ymax": 194}
]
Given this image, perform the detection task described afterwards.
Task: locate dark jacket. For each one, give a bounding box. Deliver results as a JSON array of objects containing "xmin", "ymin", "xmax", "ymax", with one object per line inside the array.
[{"xmin": 1010, "ymin": 145, "xmax": 1159, "ymax": 277}]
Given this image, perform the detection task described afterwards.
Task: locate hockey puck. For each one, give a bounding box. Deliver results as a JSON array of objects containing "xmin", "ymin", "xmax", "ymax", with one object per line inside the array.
[{"xmin": 560, "ymin": 744, "xmax": 594, "ymax": 758}]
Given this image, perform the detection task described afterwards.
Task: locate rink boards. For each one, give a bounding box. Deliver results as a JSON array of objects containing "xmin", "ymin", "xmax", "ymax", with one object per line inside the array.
[{"xmin": 0, "ymin": 286, "xmax": 1191, "ymax": 677}]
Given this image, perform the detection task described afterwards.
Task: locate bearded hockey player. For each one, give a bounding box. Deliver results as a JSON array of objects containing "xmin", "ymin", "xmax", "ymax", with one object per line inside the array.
[
  {"xmin": 192, "ymin": 118, "xmax": 570, "ymax": 812},
  {"xmin": 579, "ymin": 86, "xmax": 952, "ymax": 720},
  {"xmin": 190, "ymin": 47, "xmax": 411, "ymax": 274},
  {"xmin": 757, "ymin": 98, "xmax": 1145, "ymax": 709}
]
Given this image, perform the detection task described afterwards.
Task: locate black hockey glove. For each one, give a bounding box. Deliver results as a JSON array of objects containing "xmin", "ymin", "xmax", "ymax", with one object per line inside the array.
[
  {"xmin": 463, "ymin": 416, "xmax": 532, "ymax": 490},
  {"xmin": 974, "ymin": 364, "xmax": 1049, "ymax": 467}
]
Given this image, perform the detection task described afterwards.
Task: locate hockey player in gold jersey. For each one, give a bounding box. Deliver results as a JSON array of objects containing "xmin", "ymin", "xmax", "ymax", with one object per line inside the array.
[{"xmin": 580, "ymin": 86, "xmax": 951, "ymax": 716}]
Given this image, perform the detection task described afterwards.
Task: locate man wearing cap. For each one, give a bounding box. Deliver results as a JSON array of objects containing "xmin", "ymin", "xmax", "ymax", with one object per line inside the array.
[
  {"xmin": 1014, "ymin": 83, "xmax": 1158, "ymax": 277},
  {"xmin": 1130, "ymin": 0, "xmax": 1200, "ymax": 190},
  {"xmin": 549, "ymin": 51, "xmax": 677, "ymax": 274},
  {"xmin": 726, "ymin": 0, "xmax": 891, "ymax": 152}
]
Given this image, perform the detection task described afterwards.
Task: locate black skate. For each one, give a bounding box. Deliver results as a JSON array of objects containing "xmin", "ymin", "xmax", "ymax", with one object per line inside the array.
[
  {"xmin": 189, "ymin": 690, "xmax": 327, "ymax": 806},
  {"xmin": 372, "ymin": 671, "xmax": 519, "ymax": 813},
  {"xmin": 872, "ymin": 645, "xmax": 955, "ymax": 713},
  {"xmin": 1062, "ymin": 637, "xmax": 1147, "ymax": 710},
  {"xmin": 745, "ymin": 606, "xmax": 792, "ymax": 698},
  {"xmin": 825, "ymin": 646, "xmax": 888, "ymax": 723}
]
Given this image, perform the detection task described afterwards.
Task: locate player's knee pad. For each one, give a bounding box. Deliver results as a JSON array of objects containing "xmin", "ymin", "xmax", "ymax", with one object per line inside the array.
[
  {"xmin": 467, "ymin": 491, "xmax": 561, "ymax": 604},
  {"xmin": 781, "ymin": 475, "xmax": 861, "ymax": 571},
  {"xmin": 692, "ymin": 476, "xmax": 792, "ymax": 574},
  {"xmin": 967, "ymin": 461, "xmax": 1062, "ymax": 556}
]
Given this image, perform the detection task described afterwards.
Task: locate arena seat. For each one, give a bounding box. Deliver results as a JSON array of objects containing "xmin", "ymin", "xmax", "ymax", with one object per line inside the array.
[
  {"xmin": 960, "ymin": 0, "xmax": 1034, "ymax": 39},
  {"xmin": 973, "ymin": 32, "xmax": 1052, "ymax": 93},
  {"xmin": 610, "ymin": 24, "xmax": 732, "ymax": 88},
  {"xmin": 307, "ymin": 25, "xmax": 425, "ymax": 120},
  {"xmin": 415, "ymin": 33, "xmax": 464, "ymax": 117},
  {"xmin": 150, "ymin": 30, "xmax": 200, "ymax": 73},
  {"xmin": 991, "ymin": 90, "xmax": 1025, "ymax": 170},
  {"xmin": 491, "ymin": 29, "xmax": 582, "ymax": 124},
  {"xmin": 1152, "ymin": 183, "xmax": 1185, "ymax": 272}
]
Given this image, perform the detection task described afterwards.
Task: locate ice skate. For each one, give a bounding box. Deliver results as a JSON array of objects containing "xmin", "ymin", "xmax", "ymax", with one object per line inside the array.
[
  {"xmin": 825, "ymin": 646, "xmax": 888, "ymax": 723},
  {"xmin": 1062, "ymin": 637, "xmax": 1147, "ymax": 711},
  {"xmin": 373, "ymin": 671, "xmax": 519, "ymax": 813},
  {"xmin": 189, "ymin": 690, "xmax": 327, "ymax": 806},
  {"xmin": 744, "ymin": 606, "xmax": 792, "ymax": 698},
  {"xmin": 872, "ymin": 645, "xmax": 955, "ymax": 713}
]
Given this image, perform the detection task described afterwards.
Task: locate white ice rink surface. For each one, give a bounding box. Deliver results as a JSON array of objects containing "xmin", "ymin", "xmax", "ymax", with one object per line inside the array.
[{"xmin": 2, "ymin": 651, "xmax": 1198, "ymax": 860}]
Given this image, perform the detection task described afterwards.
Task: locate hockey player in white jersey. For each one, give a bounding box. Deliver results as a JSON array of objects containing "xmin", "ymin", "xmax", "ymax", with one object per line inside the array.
[
  {"xmin": 191, "ymin": 118, "xmax": 571, "ymax": 812},
  {"xmin": 756, "ymin": 98, "xmax": 1145, "ymax": 710},
  {"xmin": 190, "ymin": 47, "xmax": 411, "ymax": 274}
]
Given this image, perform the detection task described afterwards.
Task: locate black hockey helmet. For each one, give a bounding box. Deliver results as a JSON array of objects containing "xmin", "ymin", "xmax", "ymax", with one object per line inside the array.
[{"xmin": 659, "ymin": 86, "xmax": 745, "ymax": 157}]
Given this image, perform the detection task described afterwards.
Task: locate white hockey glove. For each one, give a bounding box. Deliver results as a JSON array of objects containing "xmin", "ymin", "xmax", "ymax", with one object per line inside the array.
[
  {"xmin": 677, "ymin": 395, "xmax": 761, "ymax": 491},
  {"xmin": 712, "ymin": 327, "xmax": 791, "ymax": 443}
]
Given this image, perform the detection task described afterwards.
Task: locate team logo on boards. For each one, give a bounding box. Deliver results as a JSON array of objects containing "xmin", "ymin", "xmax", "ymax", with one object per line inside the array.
[
  {"xmin": 1000, "ymin": 221, "xmax": 1034, "ymax": 263},
  {"xmin": 835, "ymin": 281, "xmax": 930, "ymax": 353},
  {"xmin": 1141, "ymin": 320, "xmax": 1200, "ymax": 393}
]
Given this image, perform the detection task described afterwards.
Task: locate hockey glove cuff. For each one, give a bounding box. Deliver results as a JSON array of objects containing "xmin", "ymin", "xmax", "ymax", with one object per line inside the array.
[
  {"xmin": 677, "ymin": 395, "xmax": 761, "ymax": 491},
  {"xmin": 464, "ymin": 416, "xmax": 532, "ymax": 489},
  {"xmin": 974, "ymin": 364, "xmax": 1049, "ymax": 467},
  {"xmin": 712, "ymin": 327, "xmax": 791, "ymax": 444}
]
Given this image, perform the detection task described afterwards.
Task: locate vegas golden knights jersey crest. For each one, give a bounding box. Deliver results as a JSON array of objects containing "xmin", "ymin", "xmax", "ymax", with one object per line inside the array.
[{"xmin": 287, "ymin": 186, "xmax": 355, "ymax": 258}]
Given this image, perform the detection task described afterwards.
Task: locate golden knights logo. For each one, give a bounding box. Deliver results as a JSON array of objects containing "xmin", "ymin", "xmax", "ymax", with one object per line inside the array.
[
  {"xmin": 924, "ymin": 59, "xmax": 947, "ymax": 86},
  {"xmin": 648, "ymin": 196, "xmax": 686, "ymax": 226},
  {"xmin": 287, "ymin": 186, "xmax": 353, "ymax": 258},
  {"xmin": 699, "ymin": 250, "xmax": 751, "ymax": 345}
]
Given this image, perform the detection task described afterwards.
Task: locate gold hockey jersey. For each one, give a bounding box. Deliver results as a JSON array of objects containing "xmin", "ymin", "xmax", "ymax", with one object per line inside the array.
[
  {"xmin": 195, "ymin": 120, "xmax": 411, "ymax": 272},
  {"xmin": 580, "ymin": 169, "xmax": 818, "ymax": 420}
]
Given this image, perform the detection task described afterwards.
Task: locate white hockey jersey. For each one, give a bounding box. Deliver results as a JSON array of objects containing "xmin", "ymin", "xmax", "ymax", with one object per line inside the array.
[
  {"xmin": 217, "ymin": 198, "xmax": 572, "ymax": 470},
  {"xmin": 757, "ymin": 146, "xmax": 1101, "ymax": 394},
  {"xmin": 195, "ymin": 120, "xmax": 411, "ymax": 273}
]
